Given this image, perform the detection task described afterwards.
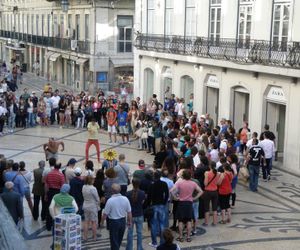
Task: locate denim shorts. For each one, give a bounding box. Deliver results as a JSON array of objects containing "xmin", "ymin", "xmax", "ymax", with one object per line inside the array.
[{"xmin": 193, "ymin": 201, "xmax": 199, "ymax": 219}]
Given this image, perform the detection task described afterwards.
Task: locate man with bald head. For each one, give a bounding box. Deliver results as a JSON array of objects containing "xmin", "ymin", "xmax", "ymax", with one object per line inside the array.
[{"xmin": 101, "ymin": 183, "xmax": 132, "ymax": 250}]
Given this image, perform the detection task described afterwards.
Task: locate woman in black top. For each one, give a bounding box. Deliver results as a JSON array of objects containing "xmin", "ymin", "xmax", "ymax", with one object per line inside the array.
[
  {"xmin": 58, "ymin": 98, "xmax": 66, "ymax": 128},
  {"xmin": 93, "ymin": 169, "xmax": 105, "ymax": 228}
]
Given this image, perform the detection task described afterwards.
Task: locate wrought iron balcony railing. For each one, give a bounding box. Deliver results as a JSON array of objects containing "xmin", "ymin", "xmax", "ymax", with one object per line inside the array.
[
  {"xmin": 0, "ymin": 30, "xmax": 91, "ymax": 54},
  {"xmin": 135, "ymin": 34, "xmax": 300, "ymax": 69}
]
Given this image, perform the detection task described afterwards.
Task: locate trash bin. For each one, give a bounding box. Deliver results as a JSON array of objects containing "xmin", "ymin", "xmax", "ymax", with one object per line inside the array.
[{"xmin": 21, "ymin": 63, "xmax": 27, "ymax": 73}]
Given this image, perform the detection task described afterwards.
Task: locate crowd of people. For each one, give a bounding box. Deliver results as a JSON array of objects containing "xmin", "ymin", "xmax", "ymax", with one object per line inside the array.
[{"xmin": 0, "ymin": 74, "xmax": 277, "ymax": 249}]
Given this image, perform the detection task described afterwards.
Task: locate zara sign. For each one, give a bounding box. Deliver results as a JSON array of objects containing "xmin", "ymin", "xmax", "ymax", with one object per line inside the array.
[{"xmin": 267, "ymin": 86, "xmax": 286, "ymax": 103}]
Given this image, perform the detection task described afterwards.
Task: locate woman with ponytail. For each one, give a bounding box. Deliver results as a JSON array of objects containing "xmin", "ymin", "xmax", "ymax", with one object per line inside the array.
[
  {"xmin": 126, "ymin": 178, "xmax": 145, "ymax": 250},
  {"xmin": 203, "ymin": 161, "xmax": 220, "ymax": 226}
]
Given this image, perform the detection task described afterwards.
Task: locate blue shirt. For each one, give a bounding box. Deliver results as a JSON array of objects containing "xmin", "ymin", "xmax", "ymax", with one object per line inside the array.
[
  {"xmin": 4, "ymin": 171, "xmax": 26, "ymax": 197},
  {"xmin": 118, "ymin": 111, "xmax": 128, "ymax": 126}
]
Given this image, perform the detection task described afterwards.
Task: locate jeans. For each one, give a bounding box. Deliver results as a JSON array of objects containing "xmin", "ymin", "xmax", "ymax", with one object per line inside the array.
[
  {"xmin": 8, "ymin": 113, "xmax": 16, "ymax": 130},
  {"xmin": 27, "ymin": 112, "xmax": 35, "ymax": 127},
  {"xmin": 108, "ymin": 217, "xmax": 126, "ymax": 250},
  {"xmin": 46, "ymin": 188, "xmax": 60, "ymax": 231},
  {"xmin": 50, "ymin": 108, "xmax": 58, "ymax": 124},
  {"xmin": 32, "ymin": 194, "xmax": 47, "ymax": 220},
  {"xmin": 150, "ymin": 205, "xmax": 166, "ymax": 245},
  {"xmin": 126, "ymin": 216, "xmax": 144, "ymax": 250},
  {"xmin": 262, "ymin": 158, "xmax": 272, "ymax": 180},
  {"xmin": 248, "ymin": 164, "xmax": 260, "ymax": 191},
  {"xmin": 164, "ymin": 202, "xmax": 170, "ymax": 228}
]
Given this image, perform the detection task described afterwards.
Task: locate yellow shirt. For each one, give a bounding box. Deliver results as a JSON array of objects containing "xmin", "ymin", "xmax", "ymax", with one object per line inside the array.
[{"xmin": 87, "ymin": 122, "xmax": 99, "ymax": 140}]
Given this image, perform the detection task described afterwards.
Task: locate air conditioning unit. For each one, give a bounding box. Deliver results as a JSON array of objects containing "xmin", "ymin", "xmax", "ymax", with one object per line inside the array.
[{"xmin": 71, "ymin": 40, "xmax": 77, "ymax": 50}]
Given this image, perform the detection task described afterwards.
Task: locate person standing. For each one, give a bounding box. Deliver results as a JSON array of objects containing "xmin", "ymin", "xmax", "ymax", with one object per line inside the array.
[
  {"xmin": 247, "ymin": 138, "xmax": 265, "ymax": 191},
  {"xmin": 82, "ymin": 176, "xmax": 100, "ymax": 241},
  {"xmin": 50, "ymin": 90, "xmax": 60, "ymax": 125},
  {"xmin": 64, "ymin": 158, "xmax": 77, "ymax": 184},
  {"xmin": 85, "ymin": 118, "xmax": 101, "ymax": 164},
  {"xmin": 0, "ymin": 101, "xmax": 7, "ymax": 136},
  {"xmin": 114, "ymin": 154, "xmax": 130, "ymax": 195},
  {"xmin": 32, "ymin": 160, "xmax": 47, "ymax": 221},
  {"xmin": 101, "ymin": 183, "xmax": 132, "ymax": 250},
  {"xmin": 126, "ymin": 179, "xmax": 145, "ymax": 250},
  {"xmin": 170, "ymin": 170, "xmax": 202, "ymax": 242},
  {"xmin": 4, "ymin": 162, "xmax": 26, "ymax": 198},
  {"xmin": 106, "ymin": 105, "xmax": 118, "ymax": 144},
  {"xmin": 1, "ymin": 182, "xmax": 24, "ymax": 225},
  {"xmin": 148, "ymin": 171, "xmax": 169, "ymax": 248},
  {"xmin": 69, "ymin": 167, "xmax": 84, "ymax": 217},
  {"xmin": 117, "ymin": 107, "xmax": 130, "ymax": 144},
  {"xmin": 44, "ymin": 163, "xmax": 65, "ymax": 231},
  {"xmin": 259, "ymin": 132, "xmax": 275, "ymax": 181}
]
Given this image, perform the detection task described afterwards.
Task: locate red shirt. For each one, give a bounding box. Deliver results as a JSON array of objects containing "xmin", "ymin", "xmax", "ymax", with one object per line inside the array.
[
  {"xmin": 218, "ymin": 172, "xmax": 233, "ymax": 195},
  {"xmin": 205, "ymin": 171, "xmax": 219, "ymax": 191},
  {"xmin": 45, "ymin": 169, "xmax": 65, "ymax": 190}
]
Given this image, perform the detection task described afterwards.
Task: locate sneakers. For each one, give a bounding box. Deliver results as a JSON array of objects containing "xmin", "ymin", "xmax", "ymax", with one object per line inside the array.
[
  {"xmin": 267, "ymin": 175, "xmax": 271, "ymax": 181},
  {"xmin": 148, "ymin": 243, "xmax": 158, "ymax": 248}
]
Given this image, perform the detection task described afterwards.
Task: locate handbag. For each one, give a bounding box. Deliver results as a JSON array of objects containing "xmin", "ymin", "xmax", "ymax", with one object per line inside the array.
[
  {"xmin": 238, "ymin": 165, "xmax": 249, "ymax": 182},
  {"xmin": 141, "ymin": 129, "xmax": 148, "ymax": 139}
]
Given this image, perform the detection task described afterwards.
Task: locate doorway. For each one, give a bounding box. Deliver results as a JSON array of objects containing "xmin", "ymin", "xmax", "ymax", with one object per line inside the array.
[
  {"xmin": 266, "ymin": 102, "xmax": 286, "ymax": 160},
  {"xmin": 232, "ymin": 88, "xmax": 249, "ymax": 130},
  {"xmin": 205, "ymin": 87, "xmax": 219, "ymax": 123}
]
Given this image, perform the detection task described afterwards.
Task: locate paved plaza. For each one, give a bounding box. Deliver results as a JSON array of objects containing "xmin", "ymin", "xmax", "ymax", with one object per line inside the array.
[{"xmin": 0, "ymin": 125, "xmax": 300, "ymax": 250}]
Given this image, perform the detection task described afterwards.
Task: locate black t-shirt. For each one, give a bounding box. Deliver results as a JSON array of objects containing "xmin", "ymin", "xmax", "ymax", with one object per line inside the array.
[
  {"xmin": 249, "ymin": 145, "xmax": 265, "ymax": 166},
  {"xmin": 126, "ymin": 189, "xmax": 145, "ymax": 217}
]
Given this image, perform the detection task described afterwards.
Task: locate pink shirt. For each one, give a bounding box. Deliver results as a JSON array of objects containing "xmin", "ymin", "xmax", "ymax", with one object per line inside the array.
[{"xmin": 174, "ymin": 180, "xmax": 198, "ymax": 202}]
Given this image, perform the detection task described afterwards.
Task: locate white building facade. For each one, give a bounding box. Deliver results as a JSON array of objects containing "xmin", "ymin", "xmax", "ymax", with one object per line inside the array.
[
  {"xmin": 134, "ymin": 0, "xmax": 300, "ymax": 172},
  {"xmin": 0, "ymin": 0, "xmax": 135, "ymax": 92}
]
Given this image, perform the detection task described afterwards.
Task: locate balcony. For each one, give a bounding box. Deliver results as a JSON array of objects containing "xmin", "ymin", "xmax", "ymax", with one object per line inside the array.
[
  {"xmin": 135, "ymin": 34, "xmax": 300, "ymax": 69},
  {"xmin": 0, "ymin": 30, "xmax": 90, "ymax": 54}
]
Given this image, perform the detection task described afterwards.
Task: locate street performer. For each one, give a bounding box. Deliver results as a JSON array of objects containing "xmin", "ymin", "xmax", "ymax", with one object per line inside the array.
[{"xmin": 43, "ymin": 137, "xmax": 64, "ymax": 161}]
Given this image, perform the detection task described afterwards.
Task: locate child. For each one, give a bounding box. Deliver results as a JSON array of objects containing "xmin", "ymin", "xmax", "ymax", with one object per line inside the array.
[{"xmin": 157, "ymin": 228, "xmax": 180, "ymax": 250}]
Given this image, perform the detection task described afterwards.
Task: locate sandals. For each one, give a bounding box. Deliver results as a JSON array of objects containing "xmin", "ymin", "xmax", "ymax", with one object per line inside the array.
[
  {"xmin": 219, "ymin": 220, "xmax": 226, "ymax": 224},
  {"xmin": 186, "ymin": 237, "xmax": 192, "ymax": 242},
  {"xmin": 176, "ymin": 237, "xmax": 184, "ymax": 242}
]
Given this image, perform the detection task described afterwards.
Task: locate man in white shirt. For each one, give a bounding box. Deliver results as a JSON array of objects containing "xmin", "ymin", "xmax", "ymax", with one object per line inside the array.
[
  {"xmin": 0, "ymin": 101, "xmax": 7, "ymax": 136},
  {"xmin": 101, "ymin": 184, "xmax": 132, "ymax": 250},
  {"xmin": 258, "ymin": 132, "xmax": 275, "ymax": 181},
  {"xmin": 191, "ymin": 146, "xmax": 201, "ymax": 168},
  {"xmin": 50, "ymin": 90, "xmax": 60, "ymax": 125}
]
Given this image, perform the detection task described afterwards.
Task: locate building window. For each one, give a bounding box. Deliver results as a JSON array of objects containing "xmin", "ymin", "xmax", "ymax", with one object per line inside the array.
[
  {"xmin": 147, "ymin": 0, "xmax": 155, "ymax": 34},
  {"xmin": 31, "ymin": 14, "xmax": 34, "ymax": 35},
  {"xmin": 165, "ymin": 0, "xmax": 174, "ymax": 36},
  {"xmin": 85, "ymin": 14, "xmax": 89, "ymax": 40},
  {"xmin": 97, "ymin": 72, "xmax": 108, "ymax": 83},
  {"xmin": 60, "ymin": 14, "xmax": 64, "ymax": 38},
  {"xmin": 54, "ymin": 15, "xmax": 58, "ymax": 37},
  {"xmin": 272, "ymin": 0, "xmax": 290, "ymax": 49},
  {"xmin": 209, "ymin": 0, "xmax": 221, "ymax": 43},
  {"xmin": 185, "ymin": 0, "xmax": 196, "ymax": 37},
  {"xmin": 36, "ymin": 15, "xmax": 39, "ymax": 36},
  {"xmin": 117, "ymin": 16, "xmax": 133, "ymax": 53},
  {"xmin": 75, "ymin": 14, "xmax": 80, "ymax": 40},
  {"xmin": 238, "ymin": 0, "xmax": 253, "ymax": 44},
  {"xmin": 47, "ymin": 14, "xmax": 50, "ymax": 37}
]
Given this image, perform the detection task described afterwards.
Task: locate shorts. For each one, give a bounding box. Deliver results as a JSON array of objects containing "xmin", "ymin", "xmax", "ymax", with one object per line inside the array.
[
  {"xmin": 107, "ymin": 125, "xmax": 117, "ymax": 134},
  {"xmin": 46, "ymin": 151, "xmax": 58, "ymax": 160},
  {"xmin": 84, "ymin": 208, "xmax": 98, "ymax": 222},
  {"xmin": 218, "ymin": 194, "xmax": 231, "ymax": 210},
  {"xmin": 118, "ymin": 126, "xmax": 128, "ymax": 135},
  {"xmin": 192, "ymin": 201, "xmax": 199, "ymax": 220},
  {"xmin": 203, "ymin": 190, "xmax": 218, "ymax": 212}
]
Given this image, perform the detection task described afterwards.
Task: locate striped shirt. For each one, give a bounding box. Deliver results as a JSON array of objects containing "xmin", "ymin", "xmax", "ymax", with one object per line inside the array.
[{"xmin": 45, "ymin": 169, "xmax": 65, "ymax": 190}]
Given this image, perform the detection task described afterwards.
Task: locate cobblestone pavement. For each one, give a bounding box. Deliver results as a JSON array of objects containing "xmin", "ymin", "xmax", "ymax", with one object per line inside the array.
[
  {"xmin": 1, "ymin": 73, "xmax": 300, "ymax": 250},
  {"xmin": 1, "ymin": 126, "xmax": 300, "ymax": 250}
]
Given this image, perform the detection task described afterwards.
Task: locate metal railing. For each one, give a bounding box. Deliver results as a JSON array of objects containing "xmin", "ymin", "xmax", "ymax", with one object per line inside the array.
[
  {"xmin": 135, "ymin": 34, "xmax": 300, "ymax": 68},
  {"xmin": 0, "ymin": 30, "xmax": 91, "ymax": 54}
]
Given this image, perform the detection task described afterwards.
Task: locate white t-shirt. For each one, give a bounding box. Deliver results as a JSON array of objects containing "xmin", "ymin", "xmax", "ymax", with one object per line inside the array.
[
  {"xmin": 220, "ymin": 139, "xmax": 228, "ymax": 152},
  {"xmin": 177, "ymin": 103, "xmax": 185, "ymax": 116},
  {"xmin": 50, "ymin": 96, "xmax": 60, "ymax": 109},
  {"xmin": 210, "ymin": 149, "xmax": 219, "ymax": 163}
]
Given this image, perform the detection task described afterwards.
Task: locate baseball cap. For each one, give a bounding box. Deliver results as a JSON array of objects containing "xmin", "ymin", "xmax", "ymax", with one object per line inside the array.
[
  {"xmin": 67, "ymin": 158, "xmax": 77, "ymax": 166},
  {"xmin": 74, "ymin": 167, "xmax": 82, "ymax": 176}
]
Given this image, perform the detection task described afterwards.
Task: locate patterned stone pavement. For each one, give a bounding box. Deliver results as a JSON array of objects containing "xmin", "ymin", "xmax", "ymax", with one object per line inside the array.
[{"xmin": 1, "ymin": 126, "xmax": 300, "ymax": 250}]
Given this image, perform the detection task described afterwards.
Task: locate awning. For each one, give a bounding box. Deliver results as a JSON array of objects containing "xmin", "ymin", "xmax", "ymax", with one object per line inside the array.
[
  {"xmin": 70, "ymin": 56, "xmax": 78, "ymax": 61},
  {"xmin": 49, "ymin": 53, "xmax": 61, "ymax": 62},
  {"xmin": 45, "ymin": 51, "xmax": 54, "ymax": 59},
  {"xmin": 76, "ymin": 58, "xmax": 89, "ymax": 65},
  {"xmin": 110, "ymin": 58, "xmax": 133, "ymax": 68},
  {"xmin": 5, "ymin": 45, "xmax": 26, "ymax": 51}
]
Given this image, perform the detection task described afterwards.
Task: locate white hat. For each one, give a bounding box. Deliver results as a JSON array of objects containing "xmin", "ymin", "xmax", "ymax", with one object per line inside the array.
[{"xmin": 74, "ymin": 167, "xmax": 82, "ymax": 175}]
